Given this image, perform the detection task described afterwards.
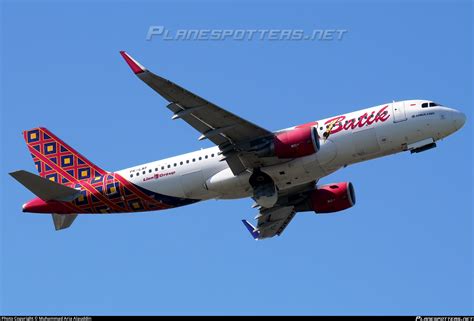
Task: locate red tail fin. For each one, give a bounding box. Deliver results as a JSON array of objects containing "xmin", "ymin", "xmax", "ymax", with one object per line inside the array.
[{"xmin": 23, "ymin": 127, "xmax": 107, "ymax": 185}]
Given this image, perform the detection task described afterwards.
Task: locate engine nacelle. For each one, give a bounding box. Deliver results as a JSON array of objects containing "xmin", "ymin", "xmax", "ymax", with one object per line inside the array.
[
  {"xmin": 310, "ymin": 182, "xmax": 356, "ymax": 213},
  {"xmin": 269, "ymin": 126, "xmax": 320, "ymax": 159}
]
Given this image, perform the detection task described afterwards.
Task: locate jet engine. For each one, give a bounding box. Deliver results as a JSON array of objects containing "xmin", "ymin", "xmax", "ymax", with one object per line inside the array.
[
  {"xmin": 308, "ymin": 182, "xmax": 355, "ymax": 213},
  {"xmin": 255, "ymin": 126, "xmax": 320, "ymax": 159}
]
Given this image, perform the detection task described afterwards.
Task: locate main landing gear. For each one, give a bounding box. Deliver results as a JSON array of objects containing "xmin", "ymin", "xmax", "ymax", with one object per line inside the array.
[{"xmin": 249, "ymin": 169, "xmax": 278, "ymax": 208}]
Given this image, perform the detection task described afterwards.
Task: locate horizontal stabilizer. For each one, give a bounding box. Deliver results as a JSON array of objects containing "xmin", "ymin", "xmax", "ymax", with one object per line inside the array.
[
  {"xmin": 242, "ymin": 220, "xmax": 260, "ymax": 240},
  {"xmin": 10, "ymin": 170, "xmax": 81, "ymax": 201},
  {"xmin": 52, "ymin": 213, "xmax": 78, "ymax": 230}
]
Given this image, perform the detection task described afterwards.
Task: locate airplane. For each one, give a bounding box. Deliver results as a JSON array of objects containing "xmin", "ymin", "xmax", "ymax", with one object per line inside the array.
[{"xmin": 10, "ymin": 51, "xmax": 466, "ymax": 239}]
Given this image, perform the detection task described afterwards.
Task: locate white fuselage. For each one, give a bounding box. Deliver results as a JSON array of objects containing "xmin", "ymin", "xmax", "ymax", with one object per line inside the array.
[{"xmin": 116, "ymin": 100, "xmax": 465, "ymax": 202}]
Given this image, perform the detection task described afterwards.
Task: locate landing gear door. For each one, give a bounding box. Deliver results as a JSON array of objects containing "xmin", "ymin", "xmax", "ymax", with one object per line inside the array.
[{"xmin": 392, "ymin": 101, "xmax": 407, "ymax": 123}]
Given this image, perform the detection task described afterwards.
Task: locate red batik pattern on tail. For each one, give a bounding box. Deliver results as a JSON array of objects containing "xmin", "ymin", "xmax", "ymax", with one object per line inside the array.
[
  {"xmin": 23, "ymin": 127, "xmax": 107, "ymax": 185},
  {"xmin": 23, "ymin": 127, "xmax": 187, "ymax": 214}
]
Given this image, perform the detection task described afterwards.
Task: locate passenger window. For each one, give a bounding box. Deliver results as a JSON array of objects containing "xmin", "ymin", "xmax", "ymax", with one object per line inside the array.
[
  {"xmin": 199, "ymin": 157, "xmax": 202, "ymax": 160},
  {"xmin": 136, "ymin": 173, "xmax": 139, "ymax": 176},
  {"xmin": 155, "ymin": 168, "xmax": 158, "ymax": 172},
  {"xmin": 161, "ymin": 166, "xmax": 164, "ymax": 170},
  {"xmin": 211, "ymin": 154, "xmax": 215, "ymax": 157},
  {"xmin": 174, "ymin": 163, "xmax": 177, "ymax": 167},
  {"xmin": 130, "ymin": 174, "xmax": 133, "ymax": 178},
  {"xmin": 142, "ymin": 171, "xmax": 145, "ymax": 175},
  {"xmin": 167, "ymin": 165, "xmax": 171, "ymax": 168},
  {"xmin": 205, "ymin": 155, "xmax": 208, "ymax": 159},
  {"xmin": 149, "ymin": 169, "xmax": 152, "ymax": 173},
  {"xmin": 180, "ymin": 161, "xmax": 183, "ymax": 165},
  {"xmin": 193, "ymin": 158, "xmax": 196, "ymax": 162},
  {"xmin": 186, "ymin": 160, "xmax": 189, "ymax": 164}
]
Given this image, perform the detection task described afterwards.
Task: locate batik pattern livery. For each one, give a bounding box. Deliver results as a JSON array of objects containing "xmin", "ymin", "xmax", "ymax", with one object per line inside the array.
[
  {"xmin": 24, "ymin": 127, "xmax": 107, "ymax": 184},
  {"xmin": 23, "ymin": 127, "xmax": 198, "ymax": 214}
]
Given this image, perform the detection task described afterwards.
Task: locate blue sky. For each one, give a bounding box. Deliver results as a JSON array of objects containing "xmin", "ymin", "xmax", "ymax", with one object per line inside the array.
[{"xmin": 1, "ymin": 0, "xmax": 472, "ymax": 315}]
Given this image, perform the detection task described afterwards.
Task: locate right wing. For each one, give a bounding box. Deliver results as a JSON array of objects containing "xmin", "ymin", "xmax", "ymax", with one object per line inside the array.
[
  {"xmin": 243, "ymin": 181, "xmax": 316, "ymax": 240},
  {"xmin": 120, "ymin": 51, "xmax": 273, "ymax": 175},
  {"xmin": 250, "ymin": 205, "xmax": 297, "ymax": 240}
]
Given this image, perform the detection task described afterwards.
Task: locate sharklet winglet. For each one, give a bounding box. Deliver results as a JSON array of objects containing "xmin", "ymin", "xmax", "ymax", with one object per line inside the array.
[
  {"xmin": 119, "ymin": 51, "xmax": 147, "ymax": 74},
  {"xmin": 242, "ymin": 219, "xmax": 260, "ymax": 240}
]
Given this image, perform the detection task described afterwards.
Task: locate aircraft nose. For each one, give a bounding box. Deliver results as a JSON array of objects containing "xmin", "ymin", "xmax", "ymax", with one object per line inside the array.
[{"xmin": 453, "ymin": 110, "xmax": 466, "ymax": 131}]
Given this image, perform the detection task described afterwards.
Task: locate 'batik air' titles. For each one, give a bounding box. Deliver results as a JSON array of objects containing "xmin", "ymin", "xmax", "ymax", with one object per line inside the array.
[{"xmin": 324, "ymin": 105, "xmax": 391, "ymax": 135}]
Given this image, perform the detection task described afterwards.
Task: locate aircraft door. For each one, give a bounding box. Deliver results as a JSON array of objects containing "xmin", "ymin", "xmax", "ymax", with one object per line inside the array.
[{"xmin": 392, "ymin": 101, "xmax": 407, "ymax": 123}]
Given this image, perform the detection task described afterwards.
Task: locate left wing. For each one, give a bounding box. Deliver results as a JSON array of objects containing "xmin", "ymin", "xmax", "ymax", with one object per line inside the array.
[{"xmin": 120, "ymin": 51, "xmax": 273, "ymax": 175}]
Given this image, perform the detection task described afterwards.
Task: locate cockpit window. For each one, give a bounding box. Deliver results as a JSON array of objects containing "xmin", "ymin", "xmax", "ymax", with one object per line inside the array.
[{"xmin": 422, "ymin": 102, "xmax": 441, "ymax": 108}]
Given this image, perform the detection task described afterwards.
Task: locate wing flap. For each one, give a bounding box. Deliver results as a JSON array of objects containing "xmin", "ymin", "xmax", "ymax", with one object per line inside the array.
[{"xmin": 256, "ymin": 206, "xmax": 297, "ymax": 239}]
